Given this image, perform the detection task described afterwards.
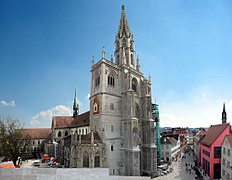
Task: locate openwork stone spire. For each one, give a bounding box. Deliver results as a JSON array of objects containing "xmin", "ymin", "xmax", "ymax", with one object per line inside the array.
[{"xmin": 117, "ymin": 5, "xmax": 131, "ymax": 38}]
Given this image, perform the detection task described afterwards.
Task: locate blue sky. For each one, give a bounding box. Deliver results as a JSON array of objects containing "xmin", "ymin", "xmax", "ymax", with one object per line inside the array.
[{"xmin": 1, "ymin": 0, "xmax": 232, "ymax": 128}]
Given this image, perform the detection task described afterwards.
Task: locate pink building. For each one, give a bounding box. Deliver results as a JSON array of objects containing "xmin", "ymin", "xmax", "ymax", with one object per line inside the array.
[{"xmin": 198, "ymin": 103, "xmax": 230, "ymax": 180}]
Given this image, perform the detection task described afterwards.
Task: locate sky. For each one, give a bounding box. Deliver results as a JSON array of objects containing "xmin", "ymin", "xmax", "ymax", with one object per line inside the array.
[{"xmin": 1, "ymin": 0, "xmax": 232, "ymax": 128}]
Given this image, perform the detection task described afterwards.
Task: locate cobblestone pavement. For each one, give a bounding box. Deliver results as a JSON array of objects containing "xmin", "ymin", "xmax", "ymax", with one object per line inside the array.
[{"xmin": 153, "ymin": 151, "xmax": 210, "ymax": 180}]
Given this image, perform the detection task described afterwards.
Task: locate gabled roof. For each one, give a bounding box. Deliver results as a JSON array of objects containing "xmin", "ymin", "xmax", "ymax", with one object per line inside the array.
[
  {"xmin": 52, "ymin": 116, "xmax": 74, "ymax": 129},
  {"xmin": 23, "ymin": 128, "xmax": 51, "ymax": 139},
  {"xmin": 70, "ymin": 111, "xmax": 90, "ymax": 128},
  {"xmin": 200, "ymin": 123, "xmax": 230, "ymax": 147}
]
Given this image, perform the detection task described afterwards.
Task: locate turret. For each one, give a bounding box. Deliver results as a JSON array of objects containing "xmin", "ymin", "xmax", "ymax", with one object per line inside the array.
[
  {"xmin": 222, "ymin": 103, "xmax": 227, "ymax": 123},
  {"xmin": 73, "ymin": 89, "xmax": 79, "ymax": 117}
]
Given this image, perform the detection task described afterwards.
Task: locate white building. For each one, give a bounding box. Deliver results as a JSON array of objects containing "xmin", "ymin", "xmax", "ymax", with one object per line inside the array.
[
  {"xmin": 221, "ymin": 134, "xmax": 232, "ymax": 180},
  {"xmin": 161, "ymin": 136, "xmax": 180, "ymax": 162}
]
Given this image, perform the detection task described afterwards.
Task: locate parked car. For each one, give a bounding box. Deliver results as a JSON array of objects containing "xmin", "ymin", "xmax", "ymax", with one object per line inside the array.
[{"xmin": 33, "ymin": 160, "xmax": 40, "ymax": 167}]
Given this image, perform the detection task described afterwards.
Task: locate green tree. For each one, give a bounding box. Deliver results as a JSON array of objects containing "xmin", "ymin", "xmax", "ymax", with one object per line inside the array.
[{"xmin": 0, "ymin": 116, "xmax": 31, "ymax": 166}]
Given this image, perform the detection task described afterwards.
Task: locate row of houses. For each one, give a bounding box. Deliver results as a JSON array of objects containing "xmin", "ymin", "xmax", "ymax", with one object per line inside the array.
[{"xmin": 193, "ymin": 103, "xmax": 232, "ymax": 180}]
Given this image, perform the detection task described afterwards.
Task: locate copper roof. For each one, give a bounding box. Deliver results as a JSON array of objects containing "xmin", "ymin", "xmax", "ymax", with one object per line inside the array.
[
  {"xmin": 23, "ymin": 128, "xmax": 51, "ymax": 139},
  {"xmin": 70, "ymin": 111, "xmax": 90, "ymax": 128},
  {"xmin": 200, "ymin": 123, "xmax": 230, "ymax": 147},
  {"xmin": 52, "ymin": 116, "xmax": 74, "ymax": 129}
]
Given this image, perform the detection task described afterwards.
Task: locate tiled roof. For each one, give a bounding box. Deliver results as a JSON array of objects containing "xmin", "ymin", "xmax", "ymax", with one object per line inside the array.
[
  {"xmin": 23, "ymin": 128, "xmax": 51, "ymax": 139},
  {"xmin": 70, "ymin": 111, "xmax": 90, "ymax": 128},
  {"xmin": 52, "ymin": 116, "xmax": 74, "ymax": 129},
  {"xmin": 200, "ymin": 123, "xmax": 230, "ymax": 147},
  {"xmin": 161, "ymin": 137, "xmax": 177, "ymax": 145},
  {"xmin": 194, "ymin": 130, "xmax": 206, "ymax": 142}
]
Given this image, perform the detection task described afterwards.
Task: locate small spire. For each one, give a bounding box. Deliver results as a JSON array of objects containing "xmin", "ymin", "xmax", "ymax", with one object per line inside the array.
[
  {"xmin": 136, "ymin": 55, "xmax": 140, "ymax": 72},
  {"xmin": 148, "ymin": 73, "xmax": 151, "ymax": 81},
  {"xmin": 73, "ymin": 89, "xmax": 79, "ymax": 117},
  {"xmin": 110, "ymin": 54, "xmax": 113, "ymax": 63},
  {"xmin": 91, "ymin": 56, "xmax": 94, "ymax": 66},
  {"xmin": 91, "ymin": 129, "xmax": 94, "ymax": 144},
  {"xmin": 102, "ymin": 46, "xmax": 106, "ymax": 60},
  {"xmin": 222, "ymin": 102, "xmax": 227, "ymax": 123}
]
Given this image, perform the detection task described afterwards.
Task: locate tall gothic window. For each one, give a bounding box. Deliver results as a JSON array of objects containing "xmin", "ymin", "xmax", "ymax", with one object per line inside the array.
[
  {"xmin": 95, "ymin": 76, "xmax": 100, "ymax": 87},
  {"xmin": 132, "ymin": 78, "xmax": 138, "ymax": 92},
  {"xmin": 108, "ymin": 74, "xmax": 115, "ymax": 86},
  {"xmin": 83, "ymin": 152, "xmax": 89, "ymax": 167},
  {"xmin": 131, "ymin": 54, "xmax": 134, "ymax": 65},
  {"xmin": 94, "ymin": 152, "xmax": 100, "ymax": 167}
]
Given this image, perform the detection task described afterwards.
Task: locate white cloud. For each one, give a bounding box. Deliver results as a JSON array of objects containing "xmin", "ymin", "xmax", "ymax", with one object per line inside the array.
[
  {"xmin": 0, "ymin": 100, "xmax": 15, "ymax": 107},
  {"xmin": 159, "ymin": 86, "xmax": 232, "ymax": 128},
  {"xmin": 30, "ymin": 105, "xmax": 72, "ymax": 128}
]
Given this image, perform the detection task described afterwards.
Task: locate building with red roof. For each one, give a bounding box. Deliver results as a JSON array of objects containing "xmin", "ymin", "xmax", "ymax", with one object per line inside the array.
[{"xmin": 198, "ymin": 103, "xmax": 230, "ymax": 180}]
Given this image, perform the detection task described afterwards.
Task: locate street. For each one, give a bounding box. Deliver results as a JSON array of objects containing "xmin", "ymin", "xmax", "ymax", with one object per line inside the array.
[{"xmin": 153, "ymin": 149, "xmax": 210, "ymax": 180}]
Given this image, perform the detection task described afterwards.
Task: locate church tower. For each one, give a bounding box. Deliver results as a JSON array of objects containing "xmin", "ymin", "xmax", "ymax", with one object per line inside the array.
[
  {"xmin": 222, "ymin": 103, "xmax": 227, "ymax": 124},
  {"xmin": 89, "ymin": 5, "xmax": 157, "ymax": 176},
  {"xmin": 73, "ymin": 89, "xmax": 79, "ymax": 117}
]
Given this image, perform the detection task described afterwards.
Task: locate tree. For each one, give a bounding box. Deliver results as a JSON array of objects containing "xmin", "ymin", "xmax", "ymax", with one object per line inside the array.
[{"xmin": 0, "ymin": 116, "xmax": 31, "ymax": 166}]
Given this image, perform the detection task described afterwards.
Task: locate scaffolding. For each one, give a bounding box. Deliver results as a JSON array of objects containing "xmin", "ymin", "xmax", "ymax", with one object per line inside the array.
[{"xmin": 152, "ymin": 103, "xmax": 161, "ymax": 164}]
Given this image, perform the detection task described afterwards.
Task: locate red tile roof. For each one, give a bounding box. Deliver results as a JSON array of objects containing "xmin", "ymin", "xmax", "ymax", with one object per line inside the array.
[
  {"xmin": 70, "ymin": 111, "xmax": 90, "ymax": 128},
  {"xmin": 200, "ymin": 123, "xmax": 230, "ymax": 147},
  {"xmin": 52, "ymin": 116, "xmax": 74, "ymax": 129},
  {"xmin": 23, "ymin": 128, "xmax": 51, "ymax": 139}
]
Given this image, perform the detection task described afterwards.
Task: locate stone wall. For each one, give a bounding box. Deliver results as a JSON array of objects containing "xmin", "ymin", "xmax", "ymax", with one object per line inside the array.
[{"xmin": 0, "ymin": 168, "xmax": 151, "ymax": 180}]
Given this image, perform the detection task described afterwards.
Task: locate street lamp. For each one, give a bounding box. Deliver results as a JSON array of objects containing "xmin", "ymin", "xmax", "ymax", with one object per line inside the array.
[{"xmin": 53, "ymin": 141, "xmax": 58, "ymax": 159}]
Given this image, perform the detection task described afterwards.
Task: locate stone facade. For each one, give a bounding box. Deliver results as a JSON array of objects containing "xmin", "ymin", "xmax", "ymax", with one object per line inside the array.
[
  {"xmin": 221, "ymin": 135, "xmax": 232, "ymax": 180},
  {"xmin": 89, "ymin": 5, "xmax": 157, "ymax": 176}
]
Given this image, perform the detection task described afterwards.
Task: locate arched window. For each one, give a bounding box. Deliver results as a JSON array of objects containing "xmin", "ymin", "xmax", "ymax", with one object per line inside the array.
[
  {"xmin": 93, "ymin": 97, "xmax": 99, "ymax": 114},
  {"xmin": 108, "ymin": 74, "xmax": 115, "ymax": 86},
  {"xmin": 95, "ymin": 75, "xmax": 100, "ymax": 87},
  {"xmin": 132, "ymin": 78, "xmax": 138, "ymax": 92},
  {"xmin": 65, "ymin": 130, "xmax": 68, "ymax": 136},
  {"xmin": 58, "ymin": 131, "xmax": 61, "ymax": 137},
  {"xmin": 94, "ymin": 152, "xmax": 100, "ymax": 168},
  {"xmin": 83, "ymin": 152, "xmax": 89, "ymax": 167}
]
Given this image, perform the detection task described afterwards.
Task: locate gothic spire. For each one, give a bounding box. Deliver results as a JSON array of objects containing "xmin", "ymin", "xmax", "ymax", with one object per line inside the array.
[
  {"xmin": 222, "ymin": 102, "xmax": 227, "ymax": 123},
  {"xmin": 73, "ymin": 89, "xmax": 79, "ymax": 117},
  {"xmin": 117, "ymin": 5, "xmax": 131, "ymax": 38}
]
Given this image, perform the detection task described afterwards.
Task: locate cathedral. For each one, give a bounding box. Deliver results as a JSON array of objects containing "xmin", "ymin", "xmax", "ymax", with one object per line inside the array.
[{"xmin": 54, "ymin": 5, "xmax": 157, "ymax": 177}]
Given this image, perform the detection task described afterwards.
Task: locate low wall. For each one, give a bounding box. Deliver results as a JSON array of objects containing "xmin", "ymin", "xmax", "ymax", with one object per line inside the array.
[{"xmin": 0, "ymin": 168, "xmax": 151, "ymax": 180}]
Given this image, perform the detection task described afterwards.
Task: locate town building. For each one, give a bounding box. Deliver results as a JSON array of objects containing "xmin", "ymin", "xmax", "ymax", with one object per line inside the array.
[
  {"xmin": 221, "ymin": 134, "xmax": 232, "ymax": 180},
  {"xmin": 198, "ymin": 104, "xmax": 230, "ymax": 180},
  {"xmin": 193, "ymin": 129, "xmax": 206, "ymax": 166},
  {"xmin": 22, "ymin": 128, "xmax": 51, "ymax": 158},
  {"xmin": 160, "ymin": 136, "xmax": 180, "ymax": 163}
]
